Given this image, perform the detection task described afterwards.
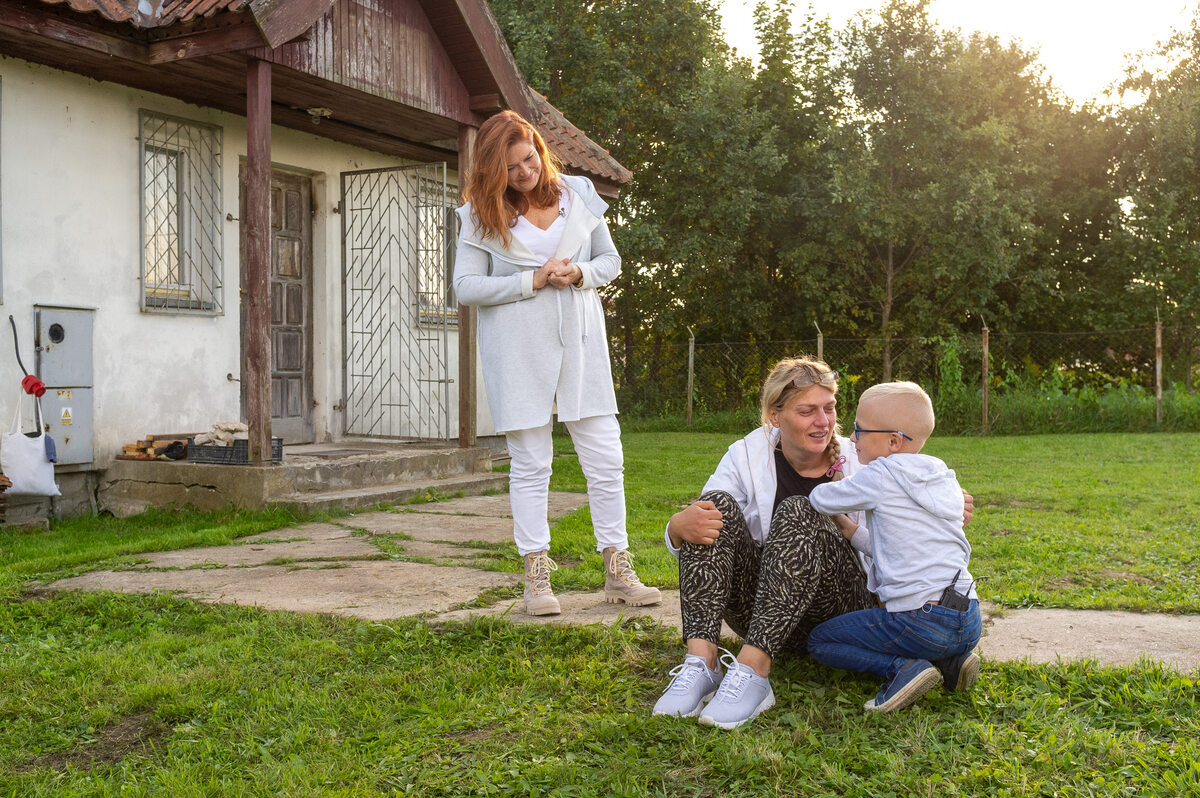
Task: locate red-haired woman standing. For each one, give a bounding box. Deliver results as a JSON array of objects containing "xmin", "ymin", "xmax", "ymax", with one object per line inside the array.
[{"xmin": 454, "ymin": 110, "xmax": 660, "ymax": 616}]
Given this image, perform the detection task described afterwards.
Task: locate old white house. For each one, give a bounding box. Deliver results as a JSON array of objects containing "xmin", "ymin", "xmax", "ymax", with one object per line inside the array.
[{"xmin": 0, "ymin": 0, "xmax": 629, "ymax": 517}]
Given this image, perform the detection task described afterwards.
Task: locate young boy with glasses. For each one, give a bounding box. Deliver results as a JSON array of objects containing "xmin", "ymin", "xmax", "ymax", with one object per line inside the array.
[{"xmin": 807, "ymin": 381, "xmax": 981, "ymax": 712}]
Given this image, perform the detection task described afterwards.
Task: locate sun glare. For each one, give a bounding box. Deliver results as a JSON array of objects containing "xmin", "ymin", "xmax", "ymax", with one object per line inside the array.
[{"xmin": 718, "ymin": 0, "xmax": 1195, "ymax": 108}]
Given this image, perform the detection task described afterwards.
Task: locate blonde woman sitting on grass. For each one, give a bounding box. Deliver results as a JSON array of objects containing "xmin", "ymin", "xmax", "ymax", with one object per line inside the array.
[{"xmin": 653, "ymin": 359, "xmax": 974, "ymax": 729}]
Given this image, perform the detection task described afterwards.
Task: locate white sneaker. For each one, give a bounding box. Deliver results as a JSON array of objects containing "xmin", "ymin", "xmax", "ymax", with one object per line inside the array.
[
  {"xmin": 697, "ymin": 652, "xmax": 775, "ymax": 730},
  {"xmin": 652, "ymin": 653, "xmax": 724, "ymax": 718}
]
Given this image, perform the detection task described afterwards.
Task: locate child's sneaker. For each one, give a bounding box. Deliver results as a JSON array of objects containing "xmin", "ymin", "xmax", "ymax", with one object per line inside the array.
[
  {"xmin": 935, "ymin": 650, "xmax": 980, "ymax": 693},
  {"xmin": 864, "ymin": 659, "xmax": 942, "ymax": 712},
  {"xmin": 652, "ymin": 653, "xmax": 724, "ymax": 718}
]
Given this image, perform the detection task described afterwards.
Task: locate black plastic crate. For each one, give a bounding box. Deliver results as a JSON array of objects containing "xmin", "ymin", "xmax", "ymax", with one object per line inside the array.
[{"xmin": 186, "ymin": 437, "xmax": 283, "ymax": 465}]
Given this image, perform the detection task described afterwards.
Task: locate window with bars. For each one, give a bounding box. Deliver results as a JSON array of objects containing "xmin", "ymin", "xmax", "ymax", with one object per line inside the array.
[
  {"xmin": 139, "ymin": 110, "xmax": 223, "ymax": 313},
  {"xmin": 416, "ymin": 184, "xmax": 458, "ymax": 325}
]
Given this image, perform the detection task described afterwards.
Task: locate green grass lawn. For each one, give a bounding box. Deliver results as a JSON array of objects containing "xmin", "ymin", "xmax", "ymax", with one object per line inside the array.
[{"xmin": 1, "ymin": 433, "xmax": 1197, "ymax": 795}]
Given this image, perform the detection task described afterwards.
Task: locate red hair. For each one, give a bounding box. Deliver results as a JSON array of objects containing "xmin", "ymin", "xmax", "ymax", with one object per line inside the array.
[{"xmin": 463, "ymin": 111, "xmax": 562, "ymax": 247}]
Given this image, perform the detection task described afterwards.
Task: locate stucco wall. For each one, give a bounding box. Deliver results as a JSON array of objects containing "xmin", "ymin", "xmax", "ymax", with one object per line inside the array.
[{"xmin": 0, "ymin": 56, "xmax": 491, "ymax": 493}]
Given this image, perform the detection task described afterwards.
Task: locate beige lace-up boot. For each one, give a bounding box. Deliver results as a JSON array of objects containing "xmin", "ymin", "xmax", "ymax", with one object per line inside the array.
[
  {"xmin": 523, "ymin": 551, "xmax": 561, "ymax": 616},
  {"xmin": 603, "ymin": 547, "xmax": 662, "ymax": 606}
]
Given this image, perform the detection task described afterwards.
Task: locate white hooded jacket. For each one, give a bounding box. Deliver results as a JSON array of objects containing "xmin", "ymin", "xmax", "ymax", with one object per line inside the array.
[{"xmin": 809, "ymin": 452, "xmax": 975, "ymax": 611}]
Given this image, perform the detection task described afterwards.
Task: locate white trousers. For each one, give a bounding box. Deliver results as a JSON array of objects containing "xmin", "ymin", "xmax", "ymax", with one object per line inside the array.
[{"xmin": 505, "ymin": 414, "xmax": 627, "ymax": 556}]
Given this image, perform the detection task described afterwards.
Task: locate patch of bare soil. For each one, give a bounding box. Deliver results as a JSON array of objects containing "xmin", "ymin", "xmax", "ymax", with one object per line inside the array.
[
  {"xmin": 1096, "ymin": 569, "xmax": 1154, "ymax": 585},
  {"xmin": 19, "ymin": 711, "xmax": 171, "ymax": 773}
]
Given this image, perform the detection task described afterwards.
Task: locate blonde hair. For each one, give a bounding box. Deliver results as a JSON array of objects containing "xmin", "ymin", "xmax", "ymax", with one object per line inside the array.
[
  {"xmin": 759, "ymin": 356, "xmax": 842, "ymax": 468},
  {"xmin": 858, "ymin": 381, "xmax": 935, "ymax": 445}
]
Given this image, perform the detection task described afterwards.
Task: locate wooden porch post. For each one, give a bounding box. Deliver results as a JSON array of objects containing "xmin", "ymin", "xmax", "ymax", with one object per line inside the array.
[
  {"xmin": 245, "ymin": 58, "xmax": 273, "ymax": 463},
  {"xmin": 457, "ymin": 124, "xmax": 478, "ymax": 448}
]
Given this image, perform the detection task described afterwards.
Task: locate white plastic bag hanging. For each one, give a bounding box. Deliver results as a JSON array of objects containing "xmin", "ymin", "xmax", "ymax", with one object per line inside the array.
[{"xmin": 1, "ymin": 393, "xmax": 61, "ymax": 497}]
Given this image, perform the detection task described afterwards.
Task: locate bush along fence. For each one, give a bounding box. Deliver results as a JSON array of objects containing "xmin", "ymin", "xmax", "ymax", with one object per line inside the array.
[{"xmin": 610, "ymin": 323, "xmax": 1200, "ymax": 435}]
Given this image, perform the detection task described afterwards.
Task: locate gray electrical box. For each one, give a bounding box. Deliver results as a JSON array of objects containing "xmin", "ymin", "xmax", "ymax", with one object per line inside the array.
[{"xmin": 35, "ymin": 305, "xmax": 95, "ymax": 466}]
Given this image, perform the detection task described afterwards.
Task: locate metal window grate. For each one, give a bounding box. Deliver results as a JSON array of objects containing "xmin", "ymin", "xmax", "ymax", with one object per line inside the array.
[
  {"xmin": 341, "ymin": 163, "xmax": 453, "ymax": 440},
  {"xmin": 139, "ymin": 110, "xmax": 223, "ymax": 314},
  {"xmin": 417, "ymin": 197, "xmax": 458, "ymax": 324}
]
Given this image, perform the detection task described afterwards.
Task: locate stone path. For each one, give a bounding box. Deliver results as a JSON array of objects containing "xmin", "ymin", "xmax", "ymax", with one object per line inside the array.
[{"xmin": 44, "ymin": 493, "xmax": 1200, "ymax": 672}]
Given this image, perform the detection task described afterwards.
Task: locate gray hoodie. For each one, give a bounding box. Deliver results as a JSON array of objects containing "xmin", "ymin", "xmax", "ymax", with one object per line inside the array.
[{"xmin": 809, "ymin": 452, "xmax": 975, "ymax": 612}]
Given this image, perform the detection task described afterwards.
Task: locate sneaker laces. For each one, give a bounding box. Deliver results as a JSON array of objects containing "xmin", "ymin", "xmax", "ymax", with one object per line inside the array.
[
  {"xmin": 663, "ymin": 657, "xmax": 709, "ymax": 695},
  {"xmin": 607, "ymin": 548, "xmax": 644, "ymax": 587},
  {"xmin": 714, "ymin": 650, "xmax": 753, "ymax": 701},
  {"xmin": 525, "ymin": 552, "xmax": 557, "ymax": 596}
]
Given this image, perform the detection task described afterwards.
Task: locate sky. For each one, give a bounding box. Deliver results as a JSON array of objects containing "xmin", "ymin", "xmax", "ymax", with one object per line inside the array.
[{"xmin": 717, "ymin": 0, "xmax": 1196, "ymax": 104}]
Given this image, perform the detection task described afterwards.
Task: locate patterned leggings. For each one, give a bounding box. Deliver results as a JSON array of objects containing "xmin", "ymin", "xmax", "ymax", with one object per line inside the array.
[{"xmin": 679, "ymin": 490, "xmax": 878, "ymax": 658}]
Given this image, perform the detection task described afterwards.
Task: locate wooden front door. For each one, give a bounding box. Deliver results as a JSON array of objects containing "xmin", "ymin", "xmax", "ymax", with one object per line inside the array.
[
  {"xmin": 240, "ymin": 168, "xmax": 314, "ymax": 443},
  {"xmin": 268, "ymin": 171, "xmax": 314, "ymax": 442}
]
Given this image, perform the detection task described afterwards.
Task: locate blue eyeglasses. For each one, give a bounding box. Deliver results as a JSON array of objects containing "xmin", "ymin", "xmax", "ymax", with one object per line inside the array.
[{"xmin": 852, "ymin": 422, "xmax": 913, "ymax": 442}]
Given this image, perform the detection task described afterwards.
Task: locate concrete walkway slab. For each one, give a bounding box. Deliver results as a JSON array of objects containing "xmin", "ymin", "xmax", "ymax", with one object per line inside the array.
[
  {"xmin": 49, "ymin": 560, "xmax": 519, "ymax": 621},
  {"xmin": 240, "ymin": 523, "xmax": 358, "ymax": 543},
  {"xmin": 133, "ymin": 525, "xmax": 377, "ymax": 568},
  {"xmin": 385, "ymin": 493, "xmax": 588, "ymax": 519},
  {"xmin": 979, "ymin": 608, "xmax": 1200, "ymax": 670},
  {"xmin": 344, "ymin": 512, "xmax": 513, "ymax": 545},
  {"xmin": 389, "ymin": 540, "xmax": 496, "ymax": 563}
]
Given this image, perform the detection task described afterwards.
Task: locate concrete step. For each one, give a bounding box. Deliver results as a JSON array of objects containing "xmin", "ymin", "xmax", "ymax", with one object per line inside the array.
[
  {"xmin": 270, "ymin": 446, "xmax": 495, "ymax": 495},
  {"xmin": 99, "ymin": 443, "xmax": 504, "ymax": 516},
  {"xmin": 277, "ymin": 472, "xmax": 510, "ymax": 513}
]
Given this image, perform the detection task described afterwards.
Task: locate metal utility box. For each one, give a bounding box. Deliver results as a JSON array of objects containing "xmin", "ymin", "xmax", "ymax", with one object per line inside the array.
[{"xmin": 35, "ymin": 305, "xmax": 95, "ymax": 466}]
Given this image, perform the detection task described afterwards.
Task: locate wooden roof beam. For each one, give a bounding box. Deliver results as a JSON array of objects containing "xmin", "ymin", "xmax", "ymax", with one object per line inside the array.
[
  {"xmin": 0, "ymin": 3, "xmax": 147, "ymax": 63},
  {"xmin": 469, "ymin": 94, "xmax": 502, "ymax": 114},
  {"xmin": 147, "ymin": 22, "xmax": 267, "ymax": 64},
  {"xmin": 248, "ymin": 0, "xmax": 336, "ymax": 49}
]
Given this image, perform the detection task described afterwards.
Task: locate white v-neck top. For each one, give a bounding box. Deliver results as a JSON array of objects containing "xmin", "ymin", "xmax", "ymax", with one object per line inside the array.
[{"xmin": 512, "ymin": 189, "xmax": 572, "ymax": 263}]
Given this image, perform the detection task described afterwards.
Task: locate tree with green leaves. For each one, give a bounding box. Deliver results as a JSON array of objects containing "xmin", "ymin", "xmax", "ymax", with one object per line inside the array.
[
  {"xmin": 830, "ymin": 0, "xmax": 1064, "ymax": 378},
  {"xmin": 1117, "ymin": 9, "xmax": 1200, "ymax": 387}
]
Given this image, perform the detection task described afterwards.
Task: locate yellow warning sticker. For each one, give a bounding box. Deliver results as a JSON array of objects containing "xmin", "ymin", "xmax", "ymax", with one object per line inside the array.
[{"xmin": 61, "ymin": 407, "xmax": 73, "ymax": 426}]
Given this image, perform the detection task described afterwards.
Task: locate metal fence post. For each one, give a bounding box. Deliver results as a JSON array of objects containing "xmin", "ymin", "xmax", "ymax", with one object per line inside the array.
[
  {"xmin": 1156, "ymin": 314, "xmax": 1163, "ymax": 425},
  {"xmin": 687, "ymin": 326, "xmax": 695, "ymax": 428},
  {"xmin": 981, "ymin": 326, "xmax": 990, "ymax": 435},
  {"xmin": 815, "ymin": 322, "xmax": 823, "ymax": 362}
]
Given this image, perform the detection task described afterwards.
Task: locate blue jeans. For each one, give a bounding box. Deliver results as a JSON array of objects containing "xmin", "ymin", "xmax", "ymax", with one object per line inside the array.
[{"xmin": 807, "ymin": 601, "xmax": 982, "ymax": 680}]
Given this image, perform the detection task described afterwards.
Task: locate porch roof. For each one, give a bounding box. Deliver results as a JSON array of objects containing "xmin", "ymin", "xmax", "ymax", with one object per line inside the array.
[{"xmin": 3, "ymin": 0, "xmax": 631, "ymax": 194}]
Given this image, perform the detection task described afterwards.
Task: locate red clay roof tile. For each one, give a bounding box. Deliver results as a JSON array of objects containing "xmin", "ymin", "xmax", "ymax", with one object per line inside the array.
[
  {"xmin": 38, "ymin": 0, "xmax": 248, "ymax": 26},
  {"xmin": 529, "ymin": 89, "xmax": 631, "ymax": 187}
]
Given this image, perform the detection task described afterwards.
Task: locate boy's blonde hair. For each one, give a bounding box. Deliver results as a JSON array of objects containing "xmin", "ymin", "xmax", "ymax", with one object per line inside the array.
[
  {"xmin": 858, "ymin": 381, "xmax": 935, "ymax": 446},
  {"xmin": 759, "ymin": 356, "xmax": 842, "ymax": 468}
]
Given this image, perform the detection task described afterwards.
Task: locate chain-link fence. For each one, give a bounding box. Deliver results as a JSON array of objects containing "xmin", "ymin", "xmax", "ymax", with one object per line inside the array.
[{"xmin": 611, "ymin": 324, "xmax": 1200, "ymax": 432}]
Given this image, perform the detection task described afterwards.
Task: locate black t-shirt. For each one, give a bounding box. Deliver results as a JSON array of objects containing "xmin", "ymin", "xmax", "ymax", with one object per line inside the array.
[{"xmin": 773, "ymin": 442, "xmax": 833, "ymax": 512}]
